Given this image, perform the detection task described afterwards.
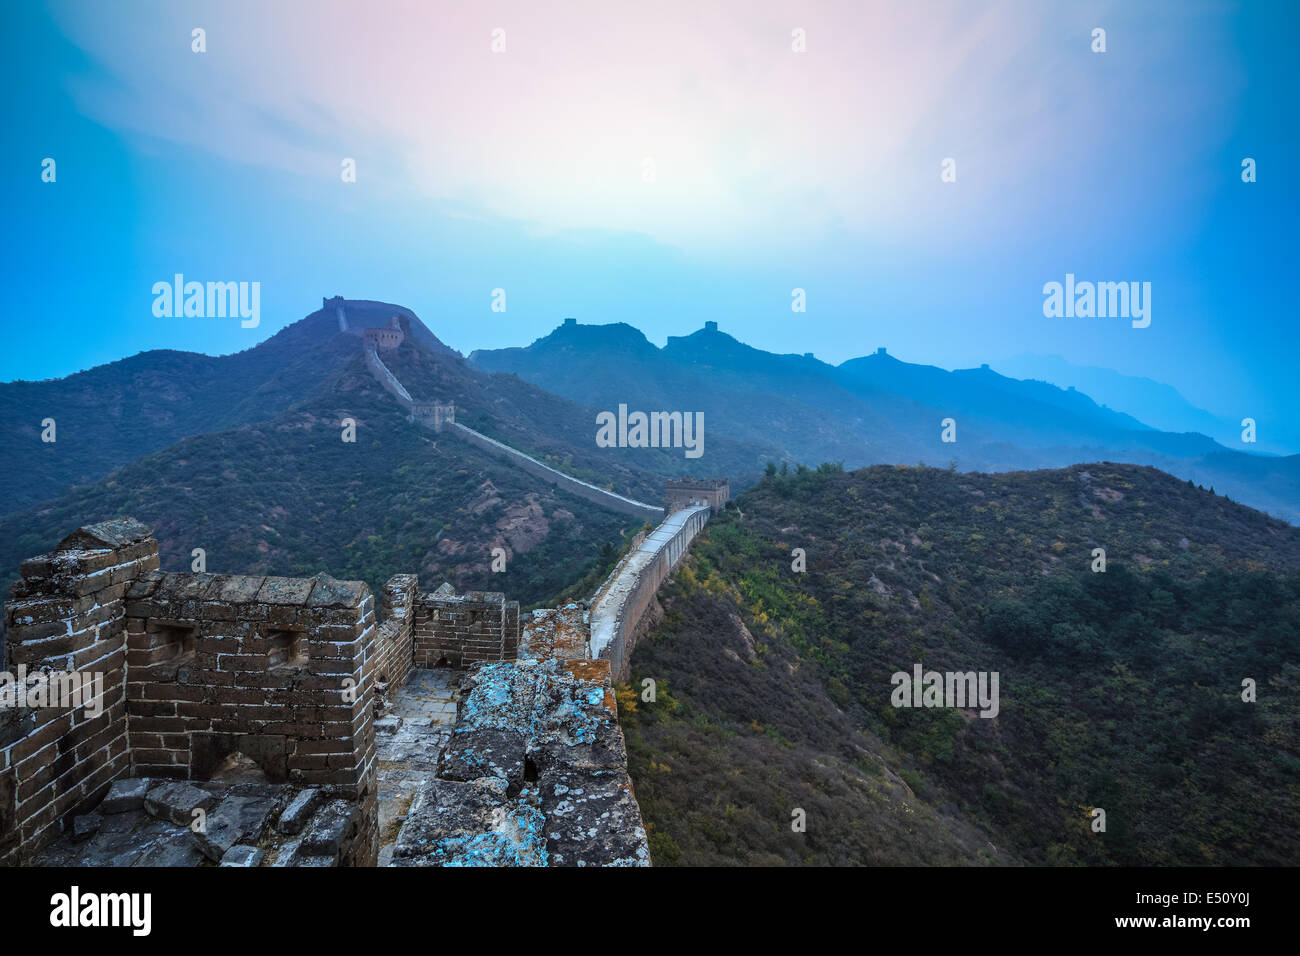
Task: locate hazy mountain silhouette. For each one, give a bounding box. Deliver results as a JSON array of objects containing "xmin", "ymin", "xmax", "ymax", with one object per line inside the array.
[
  {"xmin": 993, "ymin": 354, "xmax": 1296, "ymax": 455},
  {"xmin": 0, "ymin": 302, "xmax": 768, "ymax": 599},
  {"xmin": 471, "ymin": 320, "xmax": 1300, "ymax": 522}
]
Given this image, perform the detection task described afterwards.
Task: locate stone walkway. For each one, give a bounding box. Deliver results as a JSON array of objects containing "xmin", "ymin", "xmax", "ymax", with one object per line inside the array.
[{"xmin": 375, "ymin": 668, "xmax": 461, "ymax": 865}]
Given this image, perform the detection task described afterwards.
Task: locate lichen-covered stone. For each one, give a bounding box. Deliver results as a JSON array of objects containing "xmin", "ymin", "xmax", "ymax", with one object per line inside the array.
[
  {"xmin": 393, "ymin": 656, "xmax": 651, "ymax": 868},
  {"xmin": 531, "ymin": 719, "xmax": 628, "ymax": 774},
  {"xmin": 438, "ymin": 727, "xmax": 527, "ymax": 796},
  {"xmin": 539, "ymin": 768, "xmax": 649, "ymax": 867},
  {"xmin": 392, "ymin": 777, "xmax": 546, "ymax": 867},
  {"xmin": 300, "ymin": 799, "xmax": 355, "ymax": 859}
]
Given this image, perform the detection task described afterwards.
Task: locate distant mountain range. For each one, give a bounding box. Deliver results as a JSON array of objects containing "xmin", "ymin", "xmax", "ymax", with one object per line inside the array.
[
  {"xmin": 0, "ymin": 302, "xmax": 762, "ymax": 603},
  {"xmin": 471, "ymin": 320, "xmax": 1299, "ymax": 522},
  {"xmin": 992, "ymin": 353, "xmax": 1298, "ymax": 456},
  {"xmin": 1, "ymin": 301, "xmax": 1294, "ymax": 604}
]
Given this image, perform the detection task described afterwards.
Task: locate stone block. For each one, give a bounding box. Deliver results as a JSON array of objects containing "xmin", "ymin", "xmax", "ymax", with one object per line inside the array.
[
  {"xmin": 135, "ymin": 829, "xmax": 206, "ymax": 867},
  {"xmin": 220, "ymin": 844, "xmax": 265, "ymax": 867},
  {"xmin": 100, "ymin": 777, "xmax": 153, "ymax": 814},
  {"xmin": 57, "ymin": 518, "xmax": 153, "ymax": 551},
  {"xmin": 191, "ymin": 794, "xmax": 277, "ymax": 862},
  {"xmin": 277, "ymin": 788, "xmax": 324, "ymax": 835},
  {"xmin": 539, "ymin": 767, "xmax": 649, "ymax": 867},
  {"xmin": 391, "ymin": 777, "xmax": 545, "ymax": 867},
  {"xmin": 438, "ymin": 727, "xmax": 527, "ymax": 796},
  {"xmin": 144, "ymin": 781, "xmax": 215, "ymax": 827},
  {"xmin": 211, "ymin": 575, "xmax": 266, "ymax": 604},
  {"xmin": 531, "ymin": 720, "xmax": 628, "ymax": 774},
  {"xmin": 306, "ymin": 574, "xmax": 367, "ymax": 609},
  {"xmin": 71, "ymin": 813, "xmax": 102, "ymax": 842},
  {"xmin": 300, "ymin": 798, "xmax": 355, "ymax": 859},
  {"xmin": 256, "ymin": 577, "xmax": 315, "ymax": 606},
  {"xmin": 270, "ymin": 836, "xmax": 303, "ymax": 867}
]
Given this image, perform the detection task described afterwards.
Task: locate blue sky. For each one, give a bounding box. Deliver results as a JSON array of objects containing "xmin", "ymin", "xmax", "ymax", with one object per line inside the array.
[{"xmin": 2, "ymin": 0, "xmax": 1296, "ymax": 433}]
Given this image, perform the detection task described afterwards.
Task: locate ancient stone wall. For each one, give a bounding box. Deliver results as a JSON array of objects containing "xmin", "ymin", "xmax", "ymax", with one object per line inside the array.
[
  {"xmin": 410, "ymin": 401, "xmax": 455, "ymax": 431},
  {"xmin": 0, "ymin": 518, "xmax": 389, "ymax": 864},
  {"xmin": 364, "ymin": 342, "xmax": 414, "ymax": 405},
  {"xmin": 0, "ymin": 518, "xmax": 157, "ymax": 864},
  {"xmin": 363, "ymin": 326, "xmax": 404, "ymax": 350},
  {"xmin": 122, "ymin": 570, "xmax": 377, "ymax": 797},
  {"xmin": 358, "ymin": 335, "xmax": 662, "ymax": 521},
  {"xmin": 3, "ymin": 493, "xmax": 712, "ymax": 865},
  {"xmin": 412, "ymin": 587, "xmax": 521, "ymax": 668},
  {"xmin": 446, "ymin": 422, "xmax": 664, "ymax": 521},
  {"xmin": 665, "ymin": 477, "xmax": 730, "ymax": 512},
  {"xmin": 375, "ymin": 574, "xmax": 417, "ymax": 694},
  {"xmin": 589, "ymin": 504, "xmax": 711, "ymax": 682},
  {"xmin": 392, "ymin": 613, "xmax": 649, "ymax": 867}
]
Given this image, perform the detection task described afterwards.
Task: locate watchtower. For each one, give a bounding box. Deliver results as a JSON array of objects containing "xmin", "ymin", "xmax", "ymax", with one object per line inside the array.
[{"xmin": 665, "ymin": 477, "xmax": 730, "ymax": 512}]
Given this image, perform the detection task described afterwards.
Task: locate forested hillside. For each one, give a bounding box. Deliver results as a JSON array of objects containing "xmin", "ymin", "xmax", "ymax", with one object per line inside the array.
[{"xmin": 621, "ymin": 463, "xmax": 1300, "ymax": 865}]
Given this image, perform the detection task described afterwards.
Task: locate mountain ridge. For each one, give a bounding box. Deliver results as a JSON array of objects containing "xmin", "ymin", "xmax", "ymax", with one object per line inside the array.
[{"xmin": 471, "ymin": 319, "xmax": 1299, "ymax": 522}]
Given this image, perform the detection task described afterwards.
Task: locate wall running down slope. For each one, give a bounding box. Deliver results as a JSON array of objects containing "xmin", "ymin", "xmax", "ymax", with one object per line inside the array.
[
  {"xmin": 356, "ymin": 306, "xmax": 717, "ymax": 681},
  {"xmin": 363, "ymin": 341, "xmax": 413, "ymax": 403},
  {"xmin": 444, "ymin": 422, "xmax": 663, "ymax": 522},
  {"xmin": 355, "ymin": 303, "xmax": 715, "ymax": 679},
  {"xmin": 358, "ymin": 324, "xmax": 663, "ymax": 522}
]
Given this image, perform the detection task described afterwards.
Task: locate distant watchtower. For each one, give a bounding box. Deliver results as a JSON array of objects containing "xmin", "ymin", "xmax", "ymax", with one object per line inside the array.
[
  {"xmin": 665, "ymin": 477, "xmax": 730, "ymax": 512},
  {"xmin": 410, "ymin": 401, "xmax": 455, "ymax": 432},
  {"xmin": 363, "ymin": 317, "xmax": 405, "ymax": 350}
]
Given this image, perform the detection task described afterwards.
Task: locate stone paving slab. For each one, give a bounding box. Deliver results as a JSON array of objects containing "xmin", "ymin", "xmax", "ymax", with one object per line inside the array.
[{"xmin": 376, "ymin": 668, "xmax": 463, "ymax": 864}]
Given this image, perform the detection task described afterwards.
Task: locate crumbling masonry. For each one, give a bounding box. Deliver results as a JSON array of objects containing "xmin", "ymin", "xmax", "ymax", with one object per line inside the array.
[{"xmin": 0, "ymin": 501, "xmax": 716, "ymax": 866}]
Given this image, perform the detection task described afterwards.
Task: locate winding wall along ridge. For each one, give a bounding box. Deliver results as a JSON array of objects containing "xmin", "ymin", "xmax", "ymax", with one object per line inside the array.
[
  {"xmin": 356, "ymin": 307, "xmax": 715, "ymax": 682},
  {"xmin": 588, "ymin": 503, "xmax": 711, "ymax": 681},
  {"xmin": 364, "ymin": 340, "xmax": 663, "ymax": 521}
]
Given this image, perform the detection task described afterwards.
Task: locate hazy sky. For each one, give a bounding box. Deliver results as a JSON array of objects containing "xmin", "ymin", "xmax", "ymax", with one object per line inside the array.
[{"xmin": 3, "ymin": 0, "xmax": 1295, "ymax": 425}]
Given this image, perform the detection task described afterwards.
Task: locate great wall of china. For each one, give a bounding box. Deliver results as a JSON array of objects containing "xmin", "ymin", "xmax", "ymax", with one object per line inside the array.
[
  {"xmin": 0, "ymin": 300, "xmax": 727, "ymax": 867},
  {"xmin": 348, "ymin": 303, "xmax": 666, "ymax": 523}
]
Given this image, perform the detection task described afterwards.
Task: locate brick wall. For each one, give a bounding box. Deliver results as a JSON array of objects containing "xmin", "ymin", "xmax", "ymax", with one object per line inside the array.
[
  {"xmin": 412, "ymin": 588, "xmax": 521, "ymax": 668},
  {"xmin": 665, "ymin": 478, "xmax": 730, "ymax": 513},
  {"xmin": 363, "ymin": 326, "xmax": 404, "ymax": 350},
  {"xmin": 0, "ymin": 518, "xmax": 157, "ymax": 864},
  {"xmin": 122, "ymin": 570, "xmax": 377, "ymax": 800},
  {"xmin": 0, "ymin": 516, "xmax": 597, "ymax": 866},
  {"xmin": 375, "ymin": 574, "xmax": 417, "ymax": 693}
]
